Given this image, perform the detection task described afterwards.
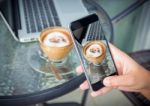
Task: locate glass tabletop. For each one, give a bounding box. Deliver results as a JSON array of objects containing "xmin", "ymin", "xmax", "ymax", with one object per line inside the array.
[
  {"xmin": 0, "ymin": 29, "xmax": 79, "ymax": 96},
  {"xmin": 0, "ymin": 1, "xmax": 141, "ymax": 106},
  {"xmin": 1, "ymin": 0, "xmax": 145, "ymax": 105},
  {"xmin": 0, "ymin": 0, "xmax": 114, "ymax": 98}
]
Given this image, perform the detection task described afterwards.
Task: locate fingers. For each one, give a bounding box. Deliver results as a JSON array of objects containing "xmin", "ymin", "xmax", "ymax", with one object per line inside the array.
[
  {"xmin": 117, "ymin": 87, "xmax": 140, "ymax": 92},
  {"xmin": 79, "ymin": 78, "xmax": 113, "ymax": 97},
  {"xmin": 76, "ymin": 65, "xmax": 90, "ymax": 90},
  {"xmin": 80, "ymin": 80, "xmax": 89, "ymax": 90},
  {"xmin": 79, "ymin": 80, "xmax": 113, "ymax": 97},
  {"xmin": 103, "ymin": 75, "xmax": 135, "ymax": 88},
  {"xmin": 91, "ymin": 87, "xmax": 112, "ymax": 97},
  {"xmin": 108, "ymin": 44, "xmax": 125, "ymax": 75},
  {"xmin": 76, "ymin": 65, "xmax": 83, "ymax": 74}
]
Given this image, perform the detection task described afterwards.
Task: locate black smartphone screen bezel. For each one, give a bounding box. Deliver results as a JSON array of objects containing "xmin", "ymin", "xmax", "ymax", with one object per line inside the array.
[
  {"xmin": 70, "ymin": 13, "xmax": 99, "ymax": 44},
  {"xmin": 70, "ymin": 13, "xmax": 117, "ymax": 91}
]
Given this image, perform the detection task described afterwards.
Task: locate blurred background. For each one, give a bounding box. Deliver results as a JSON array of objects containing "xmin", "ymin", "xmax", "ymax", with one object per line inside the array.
[
  {"xmin": 95, "ymin": 0, "xmax": 150, "ymax": 52},
  {"xmin": 0, "ymin": 0, "xmax": 150, "ymax": 52},
  {"xmin": 0, "ymin": 1, "xmax": 150, "ymax": 105}
]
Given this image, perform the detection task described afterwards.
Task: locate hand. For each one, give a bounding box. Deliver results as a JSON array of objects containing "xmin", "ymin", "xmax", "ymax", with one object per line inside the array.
[{"xmin": 76, "ymin": 44, "xmax": 150, "ymax": 97}]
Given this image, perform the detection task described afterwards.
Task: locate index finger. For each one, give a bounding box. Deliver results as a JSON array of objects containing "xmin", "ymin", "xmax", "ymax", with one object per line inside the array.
[{"xmin": 76, "ymin": 65, "xmax": 84, "ymax": 74}]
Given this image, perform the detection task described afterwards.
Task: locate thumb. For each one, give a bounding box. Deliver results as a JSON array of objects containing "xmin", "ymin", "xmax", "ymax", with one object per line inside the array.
[{"xmin": 103, "ymin": 75, "xmax": 133, "ymax": 88}]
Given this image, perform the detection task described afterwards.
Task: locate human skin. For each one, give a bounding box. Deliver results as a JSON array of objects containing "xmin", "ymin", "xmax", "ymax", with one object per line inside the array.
[{"xmin": 76, "ymin": 44, "xmax": 150, "ymax": 100}]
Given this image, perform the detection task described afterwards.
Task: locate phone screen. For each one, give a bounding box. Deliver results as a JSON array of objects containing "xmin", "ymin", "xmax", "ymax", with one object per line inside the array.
[{"xmin": 70, "ymin": 13, "xmax": 117, "ymax": 91}]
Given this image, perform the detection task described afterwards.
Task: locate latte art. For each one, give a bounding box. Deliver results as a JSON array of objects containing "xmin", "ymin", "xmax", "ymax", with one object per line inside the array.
[
  {"xmin": 39, "ymin": 27, "xmax": 73, "ymax": 61},
  {"xmin": 86, "ymin": 44, "xmax": 102, "ymax": 58},
  {"xmin": 43, "ymin": 32, "xmax": 70, "ymax": 47}
]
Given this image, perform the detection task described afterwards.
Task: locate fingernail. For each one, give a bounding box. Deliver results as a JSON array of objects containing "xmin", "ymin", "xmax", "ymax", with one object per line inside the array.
[
  {"xmin": 103, "ymin": 78, "xmax": 110, "ymax": 86},
  {"xmin": 91, "ymin": 92, "xmax": 103, "ymax": 97},
  {"xmin": 91, "ymin": 92, "xmax": 97, "ymax": 97},
  {"xmin": 79, "ymin": 85, "xmax": 83, "ymax": 89},
  {"xmin": 79, "ymin": 84, "xmax": 85, "ymax": 90}
]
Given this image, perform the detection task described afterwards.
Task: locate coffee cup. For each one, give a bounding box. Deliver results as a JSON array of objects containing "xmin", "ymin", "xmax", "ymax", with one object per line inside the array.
[{"xmin": 39, "ymin": 27, "xmax": 73, "ymax": 62}]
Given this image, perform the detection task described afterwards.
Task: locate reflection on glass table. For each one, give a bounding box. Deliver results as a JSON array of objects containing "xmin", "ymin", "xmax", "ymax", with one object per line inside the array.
[
  {"xmin": 28, "ymin": 44, "xmax": 78, "ymax": 84},
  {"xmin": 0, "ymin": 0, "xmax": 116, "ymax": 105},
  {"xmin": 0, "ymin": 16, "xmax": 79, "ymax": 96}
]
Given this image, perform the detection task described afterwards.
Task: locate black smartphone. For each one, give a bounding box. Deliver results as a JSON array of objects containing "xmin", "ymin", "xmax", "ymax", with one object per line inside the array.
[{"xmin": 69, "ymin": 13, "xmax": 117, "ymax": 91}]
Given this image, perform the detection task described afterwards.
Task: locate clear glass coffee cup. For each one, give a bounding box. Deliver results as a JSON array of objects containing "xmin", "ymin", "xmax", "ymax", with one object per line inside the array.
[
  {"xmin": 39, "ymin": 27, "xmax": 73, "ymax": 61},
  {"xmin": 38, "ymin": 26, "xmax": 74, "ymax": 80}
]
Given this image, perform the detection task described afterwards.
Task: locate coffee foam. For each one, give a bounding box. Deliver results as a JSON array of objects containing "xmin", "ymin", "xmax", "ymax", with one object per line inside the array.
[
  {"xmin": 43, "ymin": 32, "xmax": 70, "ymax": 47},
  {"xmin": 86, "ymin": 44, "xmax": 102, "ymax": 58}
]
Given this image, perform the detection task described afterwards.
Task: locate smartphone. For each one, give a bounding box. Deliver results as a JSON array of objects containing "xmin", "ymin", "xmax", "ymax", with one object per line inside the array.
[{"xmin": 69, "ymin": 13, "xmax": 117, "ymax": 91}]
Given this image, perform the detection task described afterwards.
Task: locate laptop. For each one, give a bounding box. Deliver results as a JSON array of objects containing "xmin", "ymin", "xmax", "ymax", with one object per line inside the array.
[
  {"xmin": 0, "ymin": 11, "xmax": 18, "ymax": 41},
  {"xmin": 11, "ymin": 0, "xmax": 89, "ymax": 43}
]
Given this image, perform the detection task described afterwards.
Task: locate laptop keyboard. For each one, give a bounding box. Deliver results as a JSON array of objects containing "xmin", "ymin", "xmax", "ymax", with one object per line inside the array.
[
  {"xmin": 23, "ymin": 0, "xmax": 61, "ymax": 33},
  {"xmin": 22, "ymin": 0, "xmax": 103, "ymax": 42},
  {"xmin": 87, "ymin": 21, "xmax": 103, "ymax": 41}
]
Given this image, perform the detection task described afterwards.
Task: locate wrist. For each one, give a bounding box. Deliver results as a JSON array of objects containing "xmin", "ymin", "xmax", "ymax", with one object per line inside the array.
[
  {"xmin": 138, "ymin": 66, "xmax": 150, "ymax": 90},
  {"xmin": 140, "ymin": 69, "xmax": 150, "ymax": 100},
  {"xmin": 144, "ymin": 69, "xmax": 150, "ymax": 90},
  {"xmin": 140, "ymin": 89, "xmax": 150, "ymax": 100}
]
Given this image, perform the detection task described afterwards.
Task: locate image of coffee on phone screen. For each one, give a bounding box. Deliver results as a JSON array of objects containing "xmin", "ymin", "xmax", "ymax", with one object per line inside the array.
[{"xmin": 69, "ymin": 13, "xmax": 117, "ymax": 91}]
